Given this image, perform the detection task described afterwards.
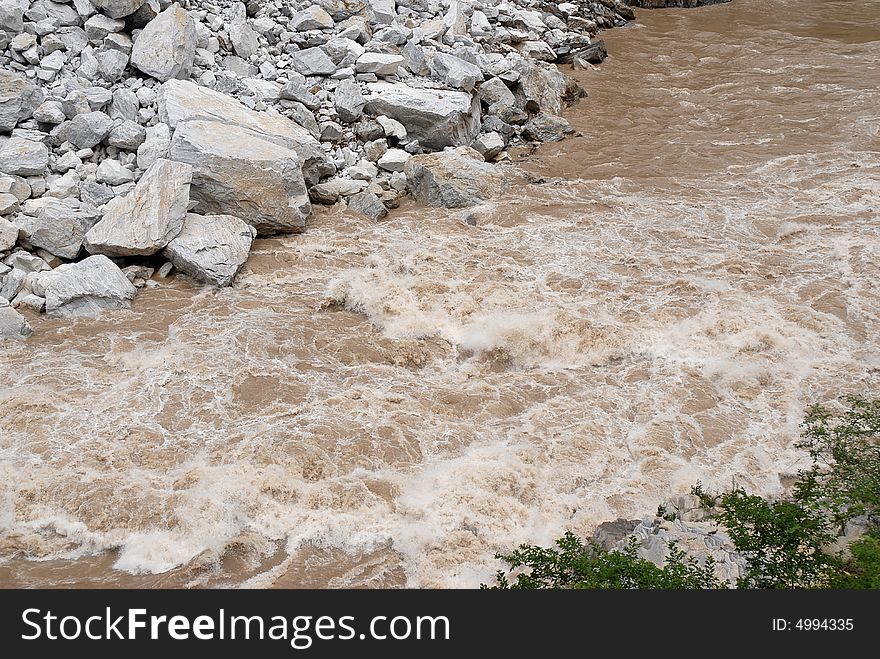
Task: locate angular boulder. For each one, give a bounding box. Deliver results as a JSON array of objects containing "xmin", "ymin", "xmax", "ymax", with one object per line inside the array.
[
  {"xmin": 0, "ymin": 137, "xmax": 49, "ymax": 176},
  {"xmin": 0, "ymin": 298, "xmax": 32, "ymax": 341},
  {"xmin": 363, "ymin": 82, "xmax": 480, "ymax": 150},
  {"xmin": 432, "ymin": 52, "xmax": 483, "ymax": 92},
  {"xmin": 84, "ymin": 159, "xmax": 192, "ymax": 257},
  {"xmin": 334, "ymin": 79, "xmax": 365, "ymax": 123},
  {"xmin": 163, "ymin": 213, "xmax": 256, "ymax": 287},
  {"xmin": 169, "ymin": 119, "xmax": 311, "ymax": 234},
  {"xmin": 158, "ymin": 79, "xmax": 332, "ymax": 185},
  {"xmin": 40, "ymin": 254, "xmax": 137, "ymax": 317},
  {"xmin": 404, "ymin": 146, "xmax": 505, "ymax": 208},
  {"xmin": 0, "ymin": 70, "xmax": 45, "ymax": 133},
  {"xmin": 92, "ymin": 0, "xmax": 148, "ymax": 19},
  {"xmin": 130, "ymin": 4, "xmax": 196, "ymax": 82},
  {"xmin": 17, "ymin": 198, "xmax": 102, "ymax": 259}
]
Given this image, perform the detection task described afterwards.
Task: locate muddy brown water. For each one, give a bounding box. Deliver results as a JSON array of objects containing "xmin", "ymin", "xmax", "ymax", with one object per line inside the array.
[{"xmin": 1, "ymin": 0, "xmax": 878, "ymax": 587}]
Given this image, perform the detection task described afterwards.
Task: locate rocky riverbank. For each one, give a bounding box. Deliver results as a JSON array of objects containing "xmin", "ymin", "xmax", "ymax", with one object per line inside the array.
[{"xmin": 0, "ymin": 0, "xmax": 662, "ymax": 338}]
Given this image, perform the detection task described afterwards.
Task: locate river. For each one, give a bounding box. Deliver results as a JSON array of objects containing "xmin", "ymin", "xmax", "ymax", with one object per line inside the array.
[{"xmin": 1, "ymin": 0, "xmax": 878, "ymax": 587}]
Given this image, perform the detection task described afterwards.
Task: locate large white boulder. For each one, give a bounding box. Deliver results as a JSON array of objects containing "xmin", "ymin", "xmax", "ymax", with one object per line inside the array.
[{"xmin": 163, "ymin": 213, "xmax": 256, "ymax": 287}]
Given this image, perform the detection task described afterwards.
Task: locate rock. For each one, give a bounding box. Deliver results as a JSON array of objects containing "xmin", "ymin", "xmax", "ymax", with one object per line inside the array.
[
  {"xmin": 404, "ymin": 146, "xmax": 505, "ymax": 208},
  {"xmin": 280, "ymin": 81, "xmax": 321, "ymax": 110},
  {"xmin": 478, "ymin": 76, "xmax": 516, "ymax": 112},
  {"xmin": 0, "ymin": 298, "xmax": 32, "ymax": 341},
  {"xmin": 97, "ymin": 49, "xmax": 130, "ymax": 82},
  {"xmin": 92, "ymin": 0, "xmax": 147, "ymax": 19},
  {"xmin": 0, "ymin": 193, "xmax": 19, "ymax": 216},
  {"xmin": 0, "ymin": 266, "xmax": 25, "ymax": 300},
  {"xmin": 66, "ymin": 111, "xmax": 113, "ymax": 149},
  {"xmin": 96, "ymin": 159, "xmax": 135, "ymax": 185},
  {"xmin": 376, "ymin": 114, "xmax": 406, "ymax": 140},
  {"xmin": 291, "ymin": 6, "xmax": 335, "ymax": 31},
  {"xmin": 514, "ymin": 59, "xmax": 568, "ymax": 116},
  {"xmin": 163, "ymin": 212, "xmax": 256, "ymax": 287},
  {"xmin": 364, "ymin": 138, "xmax": 387, "ymax": 162},
  {"xmin": 347, "ymin": 190, "xmax": 386, "ymax": 220},
  {"xmin": 377, "ymin": 148, "xmax": 409, "ymax": 172},
  {"xmin": 0, "ymin": 137, "xmax": 49, "ymax": 176},
  {"xmin": 136, "ymin": 122, "xmax": 171, "ymax": 169},
  {"xmin": 320, "ymin": 121, "xmax": 344, "ymax": 142},
  {"xmin": 334, "ymin": 78, "xmax": 365, "ymax": 123},
  {"xmin": 157, "ymin": 261, "xmax": 173, "ymax": 278},
  {"xmin": 33, "ymin": 100, "xmax": 66, "ymax": 124},
  {"xmin": 3, "ymin": 251, "xmax": 50, "ymax": 273},
  {"xmin": 229, "ymin": 2, "xmax": 259, "ymax": 60},
  {"xmin": 290, "ymin": 47, "xmax": 338, "ymax": 76},
  {"xmin": 573, "ymin": 40, "xmax": 608, "ymax": 65},
  {"xmin": 17, "ymin": 198, "xmax": 102, "ymax": 259},
  {"xmin": 347, "ymin": 158, "xmax": 378, "ymax": 181},
  {"xmin": 522, "ymin": 114, "xmax": 575, "ymax": 142},
  {"xmin": 355, "ymin": 52, "xmax": 404, "ymax": 76},
  {"xmin": 473, "ymin": 131, "xmax": 505, "ymax": 160},
  {"xmin": 368, "ymin": 0, "xmax": 396, "ymax": 24},
  {"xmin": 363, "ymin": 82, "xmax": 480, "ymax": 150},
  {"xmin": 319, "ymin": 0, "xmax": 369, "ymax": 22},
  {"xmin": 40, "ymin": 254, "xmax": 137, "ymax": 317},
  {"xmin": 158, "ymin": 79, "xmax": 331, "ymax": 185},
  {"xmin": 0, "ymin": 174, "xmax": 30, "ymax": 202},
  {"xmin": 130, "ymin": 4, "xmax": 196, "ymax": 82},
  {"xmin": 308, "ymin": 177, "xmax": 367, "ymax": 204},
  {"xmin": 84, "ymin": 159, "xmax": 191, "ymax": 257},
  {"xmin": 432, "ymin": 52, "xmax": 483, "ymax": 92},
  {"xmin": 0, "ymin": 216, "xmax": 17, "ymax": 250},
  {"xmin": 168, "ymin": 119, "xmax": 311, "ymax": 235},
  {"xmin": 520, "ymin": 40, "xmax": 556, "ymax": 62},
  {"xmin": 107, "ymin": 120, "xmax": 147, "ymax": 150},
  {"xmin": 15, "ymin": 293, "xmax": 46, "ymax": 313},
  {"xmin": 0, "ymin": 70, "xmax": 45, "ymax": 133},
  {"xmin": 592, "ymin": 519, "xmax": 641, "ymax": 551},
  {"xmin": 84, "ymin": 14, "xmax": 126, "ymax": 41},
  {"xmin": 0, "ymin": 0, "xmax": 24, "ymax": 34}
]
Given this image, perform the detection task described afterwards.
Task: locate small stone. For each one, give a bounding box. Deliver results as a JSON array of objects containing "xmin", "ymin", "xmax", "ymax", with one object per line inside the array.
[
  {"xmin": 347, "ymin": 190, "xmax": 387, "ymax": 220},
  {"xmin": 377, "ymin": 148, "xmax": 409, "ymax": 172},
  {"xmin": 107, "ymin": 120, "xmax": 147, "ymax": 150},
  {"xmin": 66, "ymin": 111, "xmax": 113, "ymax": 149},
  {"xmin": 96, "ymin": 159, "xmax": 135, "ymax": 185}
]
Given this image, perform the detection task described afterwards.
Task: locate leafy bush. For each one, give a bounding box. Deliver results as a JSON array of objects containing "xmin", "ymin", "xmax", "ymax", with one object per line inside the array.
[
  {"xmin": 485, "ymin": 532, "xmax": 721, "ymax": 589},
  {"xmin": 486, "ymin": 396, "xmax": 879, "ymax": 590},
  {"xmin": 718, "ymin": 488, "xmax": 837, "ymax": 588}
]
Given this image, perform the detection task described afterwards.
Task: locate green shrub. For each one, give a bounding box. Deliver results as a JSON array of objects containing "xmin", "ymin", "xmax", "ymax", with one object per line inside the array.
[
  {"xmin": 485, "ymin": 532, "xmax": 721, "ymax": 589},
  {"xmin": 829, "ymin": 532, "xmax": 880, "ymax": 589}
]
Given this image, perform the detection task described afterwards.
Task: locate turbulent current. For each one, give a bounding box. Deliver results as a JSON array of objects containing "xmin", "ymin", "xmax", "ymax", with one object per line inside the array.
[{"xmin": 1, "ymin": 0, "xmax": 878, "ymax": 587}]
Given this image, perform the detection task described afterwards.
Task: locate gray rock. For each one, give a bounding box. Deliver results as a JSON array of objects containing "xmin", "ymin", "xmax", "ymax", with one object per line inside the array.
[
  {"xmin": 163, "ymin": 212, "xmax": 256, "ymax": 287},
  {"xmin": 158, "ymin": 79, "xmax": 331, "ymax": 186},
  {"xmin": 40, "ymin": 254, "xmax": 137, "ymax": 317},
  {"xmin": 108, "ymin": 88, "xmax": 139, "ymax": 121},
  {"xmin": 0, "ymin": 0, "xmax": 24, "ymax": 34},
  {"xmin": 96, "ymin": 159, "xmax": 135, "ymax": 185},
  {"xmin": 592, "ymin": 518, "xmax": 641, "ymax": 551},
  {"xmin": 522, "ymin": 114, "xmax": 575, "ymax": 142},
  {"xmin": 0, "ymin": 70, "xmax": 45, "ymax": 133},
  {"xmin": 364, "ymin": 138, "xmax": 387, "ymax": 162},
  {"xmin": 229, "ymin": 2, "xmax": 259, "ymax": 59},
  {"xmin": 17, "ymin": 199, "xmax": 102, "ymax": 259},
  {"xmin": 514, "ymin": 59, "xmax": 568, "ymax": 116},
  {"xmin": 368, "ymin": 0, "xmax": 396, "ymax": 24},
  {"xmin": 0, "ymin": 173, "xmax": 30, "ymax": 202},
  {"xmin": 0, "ymin": 137, "xmax": 49, "ymax": 176},
  {"xmin": 405, "ymin": 146, "xmax": 505, "ymax": 208},
  {"xmin": 80, "ymin": 181, "xmax": 115, "ymax": 207},
  {"xmin": 3, "ymin": 251, "xmax": 50, "ymax": 273},
  {"xmin": 169, "ymin": 119, "xmax": 311, "ymax": 235},
  {"xmin": 0, "ymin": 266, "xmax": 25, "ymax": 300},
  {"xmin": 0, "ymin": 216, "xmax": 17, "ymax": 249},
  {"xmin": 376, "ymin": 114, "xmax": 406, "ymax": 140},
  {"xmin": 84, "ymin": 14, "xmax": 126, "ymax": 41},
  {"xmin": 280, "ymin": 81, "xmax": 321, "ymax": 110},
  {"xmin": 33, "ymin": 100, "xmax": 66, "ymax": 124},
  {"xmin": 377, "ymin": 148, "xmax": 410, "ymax": 172},
  {"xmin": 290, "ymin": 47, "xmax": 338, "ymax": 76},
  {"xmin": 334, "ymin": 78, "xmax": 365, "ymax": 123},
  {"xmin": 107, "ymin": 120, "xmax": 147, "ymax": 150},
  {"xmin": 478, "ymin": 76, "xmax": 516, "ymax": 112},
  {"xmin": 14, "ymin": 293, "xmax": 45, "ymax": 313},
  {"xmin": 347, "ymin": 190, "xmax": 386, "ymax": 220},
  {"xmin": 319, "ymin": 0, "xmax": 369, "ymax": 22},
  {"xmin": 84, "ymin": 159, "xmax": 191, "ymax": 257},
  {"xmin": 136, "ymin": 122, "xmax": 171, "ymax": 169},
  {"xmin": 130, "ymin": 4, "xmax": 196, "ymax": 82},
  {"xmin": 66, "ymin": 111, "xmax": 113, "ymax": 149},
  {"xmin": 0, "ymin": 298, "xmax": 32, "ymax": 341},
  {"xmin": 92, "ymin": 0, "xmax": 147, "ymax": 19},
  {"xmin": 0, "ymin": 193, "xmax": 19, "ymax": 216},
  {"xmin": 432, "ymin": 52, "xmax": 483, "ymax": 92},
  {"xmin": 291, "ymin": 6, "xmax": 335, "ymax": 31},
  {"xmin": 308, "ymin": 177, "xmax": 367, "ymax": 204},
  {"xmin": 473, "ymin": 131, "xmax": 505, "ymax": 160},
  {"xmin": 97, "ymin": 48, "xmax": 130, "ymax": 82},
  {"xmin": 355, "ymin": 52, "xmax": 403, "ymax": 76},
  {"xmin": 363, "ymin": 82, "xmax": 480, "ymax": 150}
]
